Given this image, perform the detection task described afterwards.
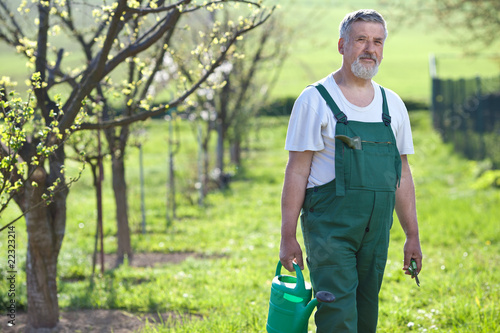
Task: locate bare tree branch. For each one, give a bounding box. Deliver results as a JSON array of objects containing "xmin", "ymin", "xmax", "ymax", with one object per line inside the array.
[
  {"xmin": 77, "ymin": 6, "xmax": 274, "ymax": 130},
  {"xmin": 139, "ymin": 28, "xmax": 175, "ymax": 101},
  {"xmin": 125, "ymin": 0, "xmax": 190, "ymax": 14},
  {"xmin": 34, "ymin": 0, "xmax": 53, "ymax": 123},
  {"xmin": 181, "ymin": 0, "xmax": 263, "ymax": 13},
  {"xmin": 105, "ymin": 6, "xmax": 184, "ymax": 75},
  {"xmin": 0, "ymin": 1, "xmax": 26, "ymax": 44},
  {"xmin": 59, "ymin": 0, "xmax": 130, "ymax": 131}
]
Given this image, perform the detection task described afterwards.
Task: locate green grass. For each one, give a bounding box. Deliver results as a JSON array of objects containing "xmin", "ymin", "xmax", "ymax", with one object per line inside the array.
[{"xmin": 1, "ymin": 111, "xmax": 499, "ymax": 332}]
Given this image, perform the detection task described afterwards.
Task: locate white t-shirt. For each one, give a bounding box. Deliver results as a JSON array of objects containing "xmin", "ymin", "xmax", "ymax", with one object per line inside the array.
[{"xmin": 285, "ymin": 74, "xmax": 414, "ymax": 188}]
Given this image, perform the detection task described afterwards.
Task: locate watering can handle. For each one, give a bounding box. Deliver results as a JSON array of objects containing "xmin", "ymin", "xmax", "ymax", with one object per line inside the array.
[{"xmin": 275, "ymin": 261, "xmax": 307, "ymax": 294}]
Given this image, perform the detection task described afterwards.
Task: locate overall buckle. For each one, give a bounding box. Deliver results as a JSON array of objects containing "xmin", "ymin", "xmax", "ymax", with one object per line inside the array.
[
  {"xmin": 382, "ymin": 113, "xmax": 391, "ymax": 126},
  {"xmin": 336, "ymin": 114, "xmax": 349, "ymax": 125}
]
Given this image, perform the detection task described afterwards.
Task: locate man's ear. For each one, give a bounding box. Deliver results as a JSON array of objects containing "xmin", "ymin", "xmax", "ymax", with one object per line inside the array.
[{"xmin": 338, "ymin": 38, "xmax": 344, "ymax": 55}]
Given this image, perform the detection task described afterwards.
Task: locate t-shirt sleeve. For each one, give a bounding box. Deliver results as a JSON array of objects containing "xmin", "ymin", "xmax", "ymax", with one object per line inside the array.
[
  {"xmin": 285, "ymin": 89, "xmax": 325, "ymax": 152},
  {"xmin": 391, "ymin": 93, "xmax": 415, "ymax": 155}
]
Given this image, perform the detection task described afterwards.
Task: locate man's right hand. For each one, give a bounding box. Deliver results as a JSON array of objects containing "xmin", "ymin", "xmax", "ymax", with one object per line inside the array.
[{"xmin": 279, "ymin": 237, "xmax": 304, "ymax": 272}]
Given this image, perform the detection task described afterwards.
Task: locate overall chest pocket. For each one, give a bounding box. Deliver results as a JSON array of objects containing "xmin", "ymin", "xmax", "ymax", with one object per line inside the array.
[{"xmin": 346, "ymin": 141, "xmax": 397, "ymax": 191}]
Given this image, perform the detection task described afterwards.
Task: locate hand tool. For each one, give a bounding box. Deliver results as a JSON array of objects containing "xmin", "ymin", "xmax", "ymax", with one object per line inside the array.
[{"xmin": 408, "ymin": 258, "xmax": 420, "ymax": 287}]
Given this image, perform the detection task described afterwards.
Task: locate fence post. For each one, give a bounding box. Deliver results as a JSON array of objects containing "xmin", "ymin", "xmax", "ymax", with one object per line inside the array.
[
  {"xmin": 443, "ymin": 79, "xmax": 453, "ymax": 142},
  {"xmin": 139, "ymin": 143, "xmax": 146, "ymax": 234},
  {"xmin": 431, "ymin": 76, "xmax": 441, "ymax": 130},
  {"xmin": 429, "ymin": 53, "xmax": 437, "ymax": 78}
]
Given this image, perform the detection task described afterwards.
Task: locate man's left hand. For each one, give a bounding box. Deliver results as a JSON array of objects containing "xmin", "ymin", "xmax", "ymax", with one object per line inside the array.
[{"xmin": 402, "ymin": 235, "xmax": 422, "ymax": 276}]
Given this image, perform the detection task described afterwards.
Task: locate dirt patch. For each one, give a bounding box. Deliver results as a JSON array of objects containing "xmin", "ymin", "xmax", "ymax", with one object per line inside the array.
[
  {"xmin": 103, "ymin": 251, "xmax": 199, "ymax": 268},
  {"xmin": 95, "ymin": 251, "xmax": 225, "ymax": 270},
  {"xmin": 3, "ymin": 252, "xmax": 212, "ymax": 332},
  {"xmin": 2, "ymin": 309, "xmax": 199, "ymax": 332}
]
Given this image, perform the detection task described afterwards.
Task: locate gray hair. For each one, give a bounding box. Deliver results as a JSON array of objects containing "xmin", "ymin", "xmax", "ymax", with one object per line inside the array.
[{"xmin": 339, "ymin": 9, "xmax": 388, "ymax": 43}]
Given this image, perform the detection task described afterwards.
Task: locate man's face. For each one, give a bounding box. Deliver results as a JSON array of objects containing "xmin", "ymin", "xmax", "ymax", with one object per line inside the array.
[{"xmin": 339, "ymin": 21, "xmax": 385, "ymax": 80}]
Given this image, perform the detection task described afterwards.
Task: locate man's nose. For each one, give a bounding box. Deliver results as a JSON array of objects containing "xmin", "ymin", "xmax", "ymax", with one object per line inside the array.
[{"xmin": 364, "ymin": 41, "xmax": 376, "ymax": 53}]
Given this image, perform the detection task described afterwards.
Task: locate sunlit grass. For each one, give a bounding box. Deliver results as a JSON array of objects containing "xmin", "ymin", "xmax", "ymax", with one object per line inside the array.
[
  {"xmin": 75, "ymin": 111, "xmax": 496, "ymax": 333},
  {"xmin": 0, "ymin": 108, "xmax": 498, "ymax": 332}
]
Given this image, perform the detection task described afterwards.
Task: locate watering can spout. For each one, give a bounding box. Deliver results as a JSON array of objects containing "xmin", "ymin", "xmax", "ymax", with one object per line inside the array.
[
  {"xmin": 302, "ymin": 291, "xmax": 335, "ymax": 324},
  {"xmin": 301, "ymin": 298, "xmax": 319, "ymax": 324}
]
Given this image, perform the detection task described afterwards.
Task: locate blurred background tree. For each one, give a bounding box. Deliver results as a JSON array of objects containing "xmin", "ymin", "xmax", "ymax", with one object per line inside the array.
[
  {"xmin": 384, "ymin": 0, "xmax": 500, "ymax": 53},
  {"xmin": 0, "ymin": 0, "xmax": 274, "ymax": 331}
]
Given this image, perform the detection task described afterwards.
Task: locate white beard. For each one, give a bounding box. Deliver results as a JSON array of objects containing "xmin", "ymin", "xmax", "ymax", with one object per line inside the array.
[{"xmin": 351, "ymin": 55, "xmax": 379, "ymax": 79}]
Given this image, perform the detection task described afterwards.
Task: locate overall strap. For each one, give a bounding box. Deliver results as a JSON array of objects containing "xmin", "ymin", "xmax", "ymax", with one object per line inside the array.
[
  {"xmin": 312, "ymin": 83, "xmax": 347, "ymax": 196},
  {"xmin": 380, "ymin": 86, "xmax": 402, "ymax": 187},
  {"xmin": 312, "ymin": 83, "xmax": 348, "ymax": 125},
  {"xmin": 380, "ymin": 86, "xmax": 391, "ymax": 126}
]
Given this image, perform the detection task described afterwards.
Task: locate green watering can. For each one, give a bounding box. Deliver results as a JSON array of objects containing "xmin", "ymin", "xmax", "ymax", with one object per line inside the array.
[{"xmin": 266, "ymin": 261, "xmax": 335, "ymax": 333}]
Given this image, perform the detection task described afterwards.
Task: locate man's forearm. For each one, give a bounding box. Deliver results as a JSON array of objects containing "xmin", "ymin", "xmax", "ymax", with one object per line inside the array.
[
  {"xmin": 395, "ymin": 155, "xmax": 422, "ymax": 272},
  {"xmin": 395, "ymin": 155, "xmax": 419, "ymax": 237},
  {"xmin": 281, "ymin": 175, "xmax": 306, "ymax": 239},
  {"xmin": 279, "ymin": 151, "xmax": 313, "ymax": 271},
  {"xmin": 280, "ymin": 151, "xmax": 314, "ymax": 238}
]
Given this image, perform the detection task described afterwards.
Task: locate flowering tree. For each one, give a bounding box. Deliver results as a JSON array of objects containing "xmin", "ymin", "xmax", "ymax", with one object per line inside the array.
[
  {"xmin": 165, "ymin": 14, "xmax": 288, "ymax": 202},
  {"xmin": 0, "ymin": 79, "xmax": 84, "ymax": 229},
  {"xmin": 0, "ymin": 0, "xmax": 274, "ymax": 330}
]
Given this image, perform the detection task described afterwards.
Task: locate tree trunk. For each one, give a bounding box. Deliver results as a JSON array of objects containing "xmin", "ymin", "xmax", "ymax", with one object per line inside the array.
[
  {"xmin": 111, "ymin": 153, "xmax": 132, "ymax": 266},
  {"xmin": 104, "ymin": 124, "xmax": 132, "ymax": 267},
  {"xmin": 230, "ymin": 137, "xmax": 241, "ymax": 166},
  {"xmin": 25, "ymin": 180, "xmax": 60, "ymax": 331},
  {"xmin": 23, "ymin": 147, "xmax": 67, "ymax": 332}
]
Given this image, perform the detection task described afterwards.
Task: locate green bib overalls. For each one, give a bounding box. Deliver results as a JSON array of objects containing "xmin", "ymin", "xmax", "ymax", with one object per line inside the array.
[{"xmin": 300, "ymin": 84, "xmax": 402, "ymax": 333}]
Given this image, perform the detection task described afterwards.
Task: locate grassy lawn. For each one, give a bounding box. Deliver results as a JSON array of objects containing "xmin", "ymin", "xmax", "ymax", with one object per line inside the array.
[{"xmin": 1, "ymin": 110, "xmax": 499, "ymax": 332}]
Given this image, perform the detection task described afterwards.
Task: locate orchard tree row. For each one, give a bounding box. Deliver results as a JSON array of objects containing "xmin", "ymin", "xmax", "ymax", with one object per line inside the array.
[{"xmin": 0, "ymin": 0, "xmax": 287, "ymax": 331}]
